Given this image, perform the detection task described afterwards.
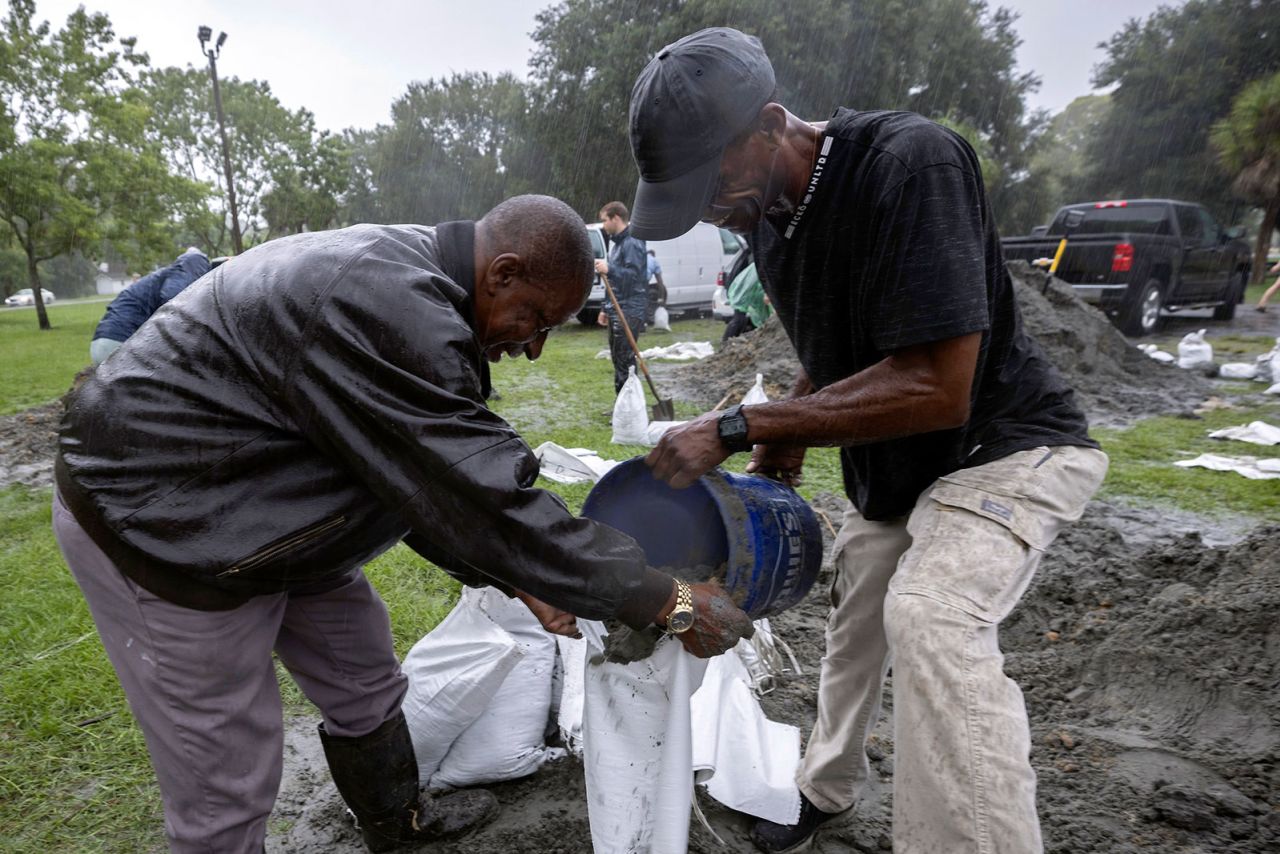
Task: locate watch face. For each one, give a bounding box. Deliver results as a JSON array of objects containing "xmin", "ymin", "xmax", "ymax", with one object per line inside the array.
[{"xmin": 669, "ymin": 609, "xmax": 695, "ymax": 633}]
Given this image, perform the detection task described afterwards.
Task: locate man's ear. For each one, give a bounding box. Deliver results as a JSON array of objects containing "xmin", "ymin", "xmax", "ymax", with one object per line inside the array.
[
  {"xmin": 758, "ymin": 104, "xmax": 786, "ymax": 148},
  {"xmin": 484, "ymin": 253, "xmax": 524, "ymax": 293}
]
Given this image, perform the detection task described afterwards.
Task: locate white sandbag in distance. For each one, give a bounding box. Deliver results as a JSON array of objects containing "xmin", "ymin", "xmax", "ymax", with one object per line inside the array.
[
  {"xmin": 1177, "ymin": 328, "xmax": 1214, "ymax": 370},
  {"xmin": 612, "ymin": 366, "xmax": 649, "ymax": 445},
  {"xmin": 402, "ymin": 587, "xmax": 522, "ymax": 783},
  {"xmin": 653, "ymin": 305, "xmax": 671, "ymax": 332},
  {"xmin": 1219, "ymin": 362, "xmax": 1259, "ymax": 380},
  {"xmin": 583, "ymin": 633, "xmax": 708, "ymax": 854},
  {"xmin": 430, "ymin": 588, "xmax": 559, "ymax": 788},
  {"xmin": 741, "ymin": 372, "xmax": 769, "ymax": 405},
  {"xmin": 691, "ymin": 648, "xmax": 802, "ymax": 826}
]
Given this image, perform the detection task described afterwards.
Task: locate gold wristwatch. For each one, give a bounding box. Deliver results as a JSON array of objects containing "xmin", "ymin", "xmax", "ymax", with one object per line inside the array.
[{"xmin": 665, "ymin": 580, "xmax": 695, "ymax": 634}]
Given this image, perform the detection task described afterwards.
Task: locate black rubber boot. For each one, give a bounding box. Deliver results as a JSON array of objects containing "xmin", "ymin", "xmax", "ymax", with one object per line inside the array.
[{"xmin": 318, "ymin": 712, "xmax": 498, "ymax": 852}]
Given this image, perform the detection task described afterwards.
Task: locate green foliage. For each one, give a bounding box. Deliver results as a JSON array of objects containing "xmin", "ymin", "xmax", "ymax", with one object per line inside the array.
[
  {"xmin": 1210, "ymin": 70, "xmax": 1280, "ymax": 281},
  {"xmin": 348, "ymin": 72, "xmax": 544, "ymax": 225},
  {"xmin": 0, "ymin": 0, "xmax": 206, "ymax": 330},
  {"xmin": 523, "ymin": 0, "xmax": 1042, "ymax": 229},
  {"xmin": 141, "ymin": 66, "xmax": 350, "ymax": 252},
  {"xmin": 1021, "ymin": 94, "xmax": 1114, "ymax": 228},
  {"xmin": 1084, "ymin": 0, "xmax": 1280, "ymax": 220}
]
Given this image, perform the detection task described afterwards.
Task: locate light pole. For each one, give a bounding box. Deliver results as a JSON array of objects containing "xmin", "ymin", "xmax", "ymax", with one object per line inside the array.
[{"xmin": 198, "ymin": 25, "xmax": 243, "ymax": 255}]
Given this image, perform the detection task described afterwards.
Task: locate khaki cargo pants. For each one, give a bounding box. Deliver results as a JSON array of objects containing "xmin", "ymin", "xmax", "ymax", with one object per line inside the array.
[{"xmin": 798, "ymin": 445, "xmax": 1108, "ymax": 854}]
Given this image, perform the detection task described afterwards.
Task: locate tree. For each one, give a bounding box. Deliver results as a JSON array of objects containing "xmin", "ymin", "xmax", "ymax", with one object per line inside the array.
[
  {"xmin": 142, "ymin": 66, "xmax": 348, "ymax": 252},
  {"xmin": 1085, "ymin": 0, "xmax": 1280, "ymax": 221},
  {"xmin": 1211, "ymin": 71, "xmax": 1280, "ymax": 282},
  {"xmin": 353, "ymin": 72, "xmax": 546, "ymax": 225},
  {"xmin": 525, "ymin": 0, "xmax": 1042, "ymax": 230},
  {"xmin": 0, "ymin": 0, "xmax": 202, "ymax": 329},
  {"xmin": 1018, "ymin": 95, "xmax": 1114, "ymax": 227}
]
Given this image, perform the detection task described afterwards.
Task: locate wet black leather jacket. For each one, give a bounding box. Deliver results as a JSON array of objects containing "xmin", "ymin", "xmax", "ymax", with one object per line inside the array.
[{"xmin": 57, "ymin": 222, "xmax": 669, "ymax": 627}]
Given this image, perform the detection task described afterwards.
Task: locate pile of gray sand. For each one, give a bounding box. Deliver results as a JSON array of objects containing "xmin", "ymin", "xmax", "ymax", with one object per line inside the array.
[{"xmin": 656, "ymin": 260, "xmax": 1213, "ymax": 428}]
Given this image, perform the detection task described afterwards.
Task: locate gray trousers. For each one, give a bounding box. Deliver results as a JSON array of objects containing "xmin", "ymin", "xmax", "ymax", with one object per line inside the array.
[
  {"xmin": 52, "ymin": 490, "xmax": 408, "ymax": 854},
  {"xmin": 798, "ymin": 445, "xmax": 1108, "ymax": 854}
]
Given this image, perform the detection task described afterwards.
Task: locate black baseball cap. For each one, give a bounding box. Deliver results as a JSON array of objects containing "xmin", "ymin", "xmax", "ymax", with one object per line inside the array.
[{"xmin": 628, "ymin": 28, "xmax": 776, "ymax": 240}]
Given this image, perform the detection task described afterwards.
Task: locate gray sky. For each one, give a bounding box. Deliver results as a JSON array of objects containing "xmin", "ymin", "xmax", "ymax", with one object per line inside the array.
[{"xmin": 34, "ymin": 0, "xmax": 1177, "ymax": 131}]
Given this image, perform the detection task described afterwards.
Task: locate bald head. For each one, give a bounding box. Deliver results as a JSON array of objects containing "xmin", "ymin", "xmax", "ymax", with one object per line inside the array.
[{"xmin": 477, "ymin": 195, "xmax": 594, "ymax": 303}]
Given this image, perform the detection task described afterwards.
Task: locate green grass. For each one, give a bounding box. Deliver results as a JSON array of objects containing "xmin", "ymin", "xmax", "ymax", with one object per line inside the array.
[
  {"xmin": 0, "ymin": 302, "xmax": 104, "ymax": 415},
  {"xmin": 1094, "ymin": 399, "xmax": 1280, "ymax": 519},
  {"xmin": 1, "ymin": 311, "xmax": 1276, "ymax": 851}
]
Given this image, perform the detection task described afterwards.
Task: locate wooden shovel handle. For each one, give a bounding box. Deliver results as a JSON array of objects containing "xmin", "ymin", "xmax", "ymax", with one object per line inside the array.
[{"xmin": 602, "ymin": 273, "xmax": 665, "ymax": 402}]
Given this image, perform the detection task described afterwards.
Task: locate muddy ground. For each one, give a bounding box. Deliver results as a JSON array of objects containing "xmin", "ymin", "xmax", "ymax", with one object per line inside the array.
[{"xmin": 5, "ymin": 266, "xmax": 1278, "ymax": 852}]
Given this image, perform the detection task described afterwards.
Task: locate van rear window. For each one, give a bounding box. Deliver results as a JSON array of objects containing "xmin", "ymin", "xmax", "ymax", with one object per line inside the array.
[{"xmin": 1047, "ymin": 205, "xmax": 1170, "ymax": 236}]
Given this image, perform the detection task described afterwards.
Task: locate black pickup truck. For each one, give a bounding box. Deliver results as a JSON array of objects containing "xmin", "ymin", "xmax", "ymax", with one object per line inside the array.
[{"xmin": 1001, "ymin": 199, "xmax": 1252, "ymax": 335}]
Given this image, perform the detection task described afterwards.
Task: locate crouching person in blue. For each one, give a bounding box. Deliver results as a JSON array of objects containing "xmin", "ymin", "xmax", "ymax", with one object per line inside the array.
[
  {"xmin": 90, "ymin": 248, "xmax": 212, "ymax": 365},
  {"xmin": 54, "ymin": 195, "xmax": 753, "ymax": 853}
]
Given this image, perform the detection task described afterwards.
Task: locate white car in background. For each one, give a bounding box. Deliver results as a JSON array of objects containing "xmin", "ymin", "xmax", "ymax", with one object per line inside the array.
[{"xmin": 4, "ymin": 288, "xmax": 56, "ymax": 307}]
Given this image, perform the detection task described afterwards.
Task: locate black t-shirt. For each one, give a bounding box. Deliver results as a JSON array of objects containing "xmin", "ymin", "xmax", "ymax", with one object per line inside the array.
[{"xmin": 751, "ymin": 108, "xmax": 1098, "ymax": 521}]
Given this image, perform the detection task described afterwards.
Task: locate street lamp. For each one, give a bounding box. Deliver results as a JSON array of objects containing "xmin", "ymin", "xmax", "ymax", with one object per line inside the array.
[{"xmin": 198, "ymin": 25, "xmax": 243, "ymax": 255}]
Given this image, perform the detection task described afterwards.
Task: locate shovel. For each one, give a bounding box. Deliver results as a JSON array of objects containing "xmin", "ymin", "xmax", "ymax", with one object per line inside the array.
[{"xmin": 602, "ymin": 273, "xmax": 676, "ymax": 421}]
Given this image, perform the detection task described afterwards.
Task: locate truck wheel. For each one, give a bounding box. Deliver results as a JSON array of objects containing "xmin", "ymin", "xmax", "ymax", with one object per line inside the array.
[
  {"xmin": 1211, "ymin": 271, "xmax": 1245, "ymax": 321},
  {"xmin": 577, "ymin": 308, "xmax": 597, "ymax": 326},
  {"xmin": 1120, "ymin": 278, "xmax": 1164, "ymax": 336}
]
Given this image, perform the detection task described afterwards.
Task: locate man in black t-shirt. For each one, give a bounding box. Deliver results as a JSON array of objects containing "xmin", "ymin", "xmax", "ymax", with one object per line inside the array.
[{"xmin": 625, "ymin": 28, "xmax": 1109, "ymax": 854}]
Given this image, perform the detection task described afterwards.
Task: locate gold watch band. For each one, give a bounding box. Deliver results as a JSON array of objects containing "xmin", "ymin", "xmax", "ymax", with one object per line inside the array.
[{"xmin": 666, "ymin": 580, "xmax": 694, "ymax": 634}]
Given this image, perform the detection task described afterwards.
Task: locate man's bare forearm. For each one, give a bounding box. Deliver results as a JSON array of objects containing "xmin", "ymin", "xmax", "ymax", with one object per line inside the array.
[{"xmin": 747, "ymin": 333, "xmax": 980, "ymax": 448}]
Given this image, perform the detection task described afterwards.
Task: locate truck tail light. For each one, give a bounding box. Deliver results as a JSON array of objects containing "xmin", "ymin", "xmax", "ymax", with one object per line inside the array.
[
  {"xmin": 1111, "ymin": 243, "xmax": 1134, "ymax": 273},
  {"xmin": 716, "ymin": 271, "xmax": 725, "ymax": 287},
  {"xmin": 1095, "ymin": 200, "xmax": 1129, "ymax": 208}
]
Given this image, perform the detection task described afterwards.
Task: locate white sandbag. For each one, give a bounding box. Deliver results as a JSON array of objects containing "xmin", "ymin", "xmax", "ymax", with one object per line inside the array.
[
  {"xmin": 430, "ymin": 588, "xmax": 560, "ymax": 788},
  {"xmin": 1219, "ymin": 362, "xmax": 1259, "ymax": 380},
  {"xmin": 584, "ymin": 633, "xmax": 708, "ymax": 854},
  {"xmin": 1208, "ymin": 420, "xmax": 1280, "ymax": 446},
  {"xmin": 1254, "ymin": 338, "xmax": 1280, "ymax": 384},
  {"xmin": 645, "ymin": 420, "xmax": 688, "ymax": 445},
  {"xmin": 691, "ymin": 649, "xmax": 802, "ymax": 826},
  {"xmin": 638, "ymin": 341, "xmax": 715, "ymax": 361},
  {"xmin": 612, "ymin": 366, "xmax": 649, "ymax": 445},
  {"xmin": 534, "ymin": 442, "xmax": 618, "ymax": 484},
  {"xmin": 1175, "ymin": 453, "xmax": 1280, "ymax": 480},
  {"xmin": 1267, "ymin": 382, "xmax": 1280, "ymax": 395},
  {"xmin": 1177, "ymin": 328, "xmax": 1214, "ymax": 370},
  {"xmin": 402, "ymin": 587, "xmax": 523, "ymax": 783},
  {"xmin": 741, "ymin": 372, "xmax": 770, "ymax": 406},
  {"xmin": 554, "ymin": 631, "xmax": 592, "ymax": 755},
  {"xmin": 653, "ymin": 305, "xmax": 671, "ymax": 332}
]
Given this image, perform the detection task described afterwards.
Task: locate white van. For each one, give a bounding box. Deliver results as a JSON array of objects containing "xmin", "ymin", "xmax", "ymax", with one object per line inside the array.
[{"xmin": 579, "ymin": 222, "xmax": 743, "ymax": 324}]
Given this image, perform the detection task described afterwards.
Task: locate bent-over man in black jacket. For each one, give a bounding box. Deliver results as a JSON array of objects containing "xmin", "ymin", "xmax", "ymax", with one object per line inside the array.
[{"xmin": 54, "ymin": 195, "xmax": 751, "ymax": 853}]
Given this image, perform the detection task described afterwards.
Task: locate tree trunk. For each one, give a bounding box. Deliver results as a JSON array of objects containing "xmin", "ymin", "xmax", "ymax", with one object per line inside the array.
[
  {"xmin": 1253, "ymin": 194, "xmax": 1279, "ymax": 284},
  {"xmin": 25, "ymin": 248, "xmax": 51, "ymax": 331}
]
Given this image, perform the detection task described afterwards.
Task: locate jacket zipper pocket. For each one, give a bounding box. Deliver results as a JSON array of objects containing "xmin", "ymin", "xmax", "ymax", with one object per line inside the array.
[{"xmin": 219, "ymin": 515, "xmax": 346, "ymax": 576}]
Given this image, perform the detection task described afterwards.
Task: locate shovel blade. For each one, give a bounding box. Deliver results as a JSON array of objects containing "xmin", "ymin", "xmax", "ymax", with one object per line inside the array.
[{"xmin": 651, "ymin": 399, "xmax": 675, "ymax": 422}]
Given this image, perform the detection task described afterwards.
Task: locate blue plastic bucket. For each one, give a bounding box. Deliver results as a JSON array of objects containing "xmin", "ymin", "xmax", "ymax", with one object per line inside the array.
[{"xmin": 582, "ymin": 458, "xmax": 822, "ymax": 618}]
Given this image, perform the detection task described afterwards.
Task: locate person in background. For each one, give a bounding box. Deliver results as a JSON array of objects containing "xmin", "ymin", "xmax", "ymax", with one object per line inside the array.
[
  {"xmin": 89, "ymin": 247, "xmax": 211, "ymax": 365},
  {"xmin": 722, "ymin": 259, "xmax": 771, "ymax": 341},
  {"xmin": 1254, "ymin": 258, "xmax": 1280, "ymax": 312},
  {"xmin": 625, "ymin": 28, "xmax": 1107, "ymax": 854},
  {"xmin": 646, "ymin": 248, "xmax": 667, "ymax": 325},
  {"xmin": 595, "ymin": 201, "xmax": 648, "ymax": 392}
]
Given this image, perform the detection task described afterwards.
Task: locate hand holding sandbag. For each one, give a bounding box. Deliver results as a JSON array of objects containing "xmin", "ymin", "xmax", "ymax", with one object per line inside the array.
[{"xmin": 677, "ymin": 580, "xmax": 754, "ymax": 658}]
